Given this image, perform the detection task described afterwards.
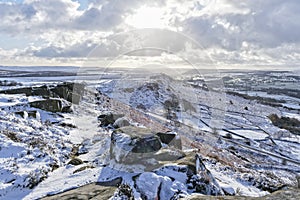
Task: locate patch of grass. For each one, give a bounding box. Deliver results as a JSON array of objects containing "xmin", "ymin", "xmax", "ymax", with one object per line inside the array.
[{"xmin": 1, "ymin": 130, "xmax": 22, "ymax": 142}]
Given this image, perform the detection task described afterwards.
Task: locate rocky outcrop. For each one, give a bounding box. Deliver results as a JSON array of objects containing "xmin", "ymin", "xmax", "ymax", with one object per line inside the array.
[
  {"xmin": 50, "ymin": 82, "xmax": 85, "ymax": 104},
  {"xmin": 108, "ymin": 124, "xmax": 225, "ymax": 198},
  {"xmin": 110, "ymin": 126, "xmax": 162, "ymax": 165},
  {"xmin": 133, "ymin": 152, "xmax": 224, "ymax": 199},
  {"xmin": 109, "ymin": 126, "xmax": 186, "ymax": 171},
  {"xmin": 0, "ymin": 82, "xmax": 85, "ymax": 104},
  {"xmin": 29, "ymin": 99, "xmax": 71, "ymax": 113}
]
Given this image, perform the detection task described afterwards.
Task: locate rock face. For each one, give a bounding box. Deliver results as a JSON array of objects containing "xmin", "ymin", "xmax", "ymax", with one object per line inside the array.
[
  {"xmin": 29, "ymin": 99, "xmax": 70, "ymax": 113},
  {"xmin": 50, "ymin": 82, "xmax": 85, "ymax": 104},
  {"xmin": 0, "ymin": 83, "xmax": 83, "ymax": 113},
  {"xmin": 156, "ymin": 131, "xmax": 182, "ymax": 150}
]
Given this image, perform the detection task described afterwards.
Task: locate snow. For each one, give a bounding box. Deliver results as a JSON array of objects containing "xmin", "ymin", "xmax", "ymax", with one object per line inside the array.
[
  {"xmin": 233, "ymin": 130, "xmax": 268, "ymax": 140},
  {"xmin": 283, "ymin": 112, "xmax": 300, "ymax": 121},
  {"xmin": 206, "ymin": 162, "xmax": 269, "ymax": 197},
  {"xmin": 24, "ymin": 167, "xmax": 103, "ymax": 200},
  {"xmin": 135, "ymin": 168, "xmax": 189, "ymax": 200},
  {"xmin": 135, "ymin": 172, "xmax": 162, "ymax": 199},
  {"xmin": 67, "ymin": 114, "xmax": 99, "ymax": 144},
  {"xmin": 0, "ymin": 68, "xmax": 299, "ymax": 199}
]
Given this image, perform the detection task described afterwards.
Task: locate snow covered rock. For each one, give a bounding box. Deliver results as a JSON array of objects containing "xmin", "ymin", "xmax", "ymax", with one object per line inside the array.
[
  {"xmin": 109, "ymin": 126, "xmax": 188, "ymax": 172},
  {"xmin": 29, "ymin": 99, "xmax": 70, "ymax": 113},
  {"xmin": 193, "ymin": 154, "xmax": 224, "ymax": 195},
  {"xmin": 113, "ymin": 117, "xmax": 131, "ymax": 128},
  {"xmin": 135, "ymin": 172, "xmax": 163, "ymax": 199},
  {"xmin": 133, "ymin": 153, "xmax": 224, "ymax": 199},
  {"xmin": 0, "ymin": 82, "xmax": 85, "ymax": 104},
  {"xmin": 110, "ymin": 126, "xmax": 162, "ymax": 164},
  {"xmin": 50, "ymin": 82, "xmax": 85, "ymax": 104},
  {"xmin": 98, "ymin": 113, "xmax": 124, "ymax": 127}
]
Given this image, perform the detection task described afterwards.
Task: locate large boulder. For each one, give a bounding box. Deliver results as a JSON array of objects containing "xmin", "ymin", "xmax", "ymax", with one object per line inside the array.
[
  {"xmin": 110, "ymin": 126, "xmax": 162, "ymax": 164},
  {"xmin": 109, "ymin": 126, "xmax": 187, "ymax": 172},
  {"xmin": 110, "ymin": 126, "xmax": 162, "ymax": 165}
]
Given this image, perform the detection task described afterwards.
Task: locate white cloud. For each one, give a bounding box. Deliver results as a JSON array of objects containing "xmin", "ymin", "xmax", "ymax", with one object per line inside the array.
[
  {"xmin": 0, "ymin": 0, "xmax": 82, "ymax": 34},
  {"xmin": 0, "ymin": 0, "xmax": 299, "ymax": 68}
]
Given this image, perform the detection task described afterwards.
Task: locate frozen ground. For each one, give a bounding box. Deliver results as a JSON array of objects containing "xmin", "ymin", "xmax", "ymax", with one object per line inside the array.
[{"xmin": 0, "ymin": 66, "xmax": 299, "ymax": 199}]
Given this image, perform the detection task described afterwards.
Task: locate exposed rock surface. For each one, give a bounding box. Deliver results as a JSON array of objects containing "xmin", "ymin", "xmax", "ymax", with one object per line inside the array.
[
  {"xmin": 110, "ymin": 126, "xmax": 163, "ymax": 167},
  {"xmin": 110, "ymin": 127, "xmax": 184, "ymax": 168},
  {"xmin": 41, "ymin": 183, "xmax": 116, "ymax": 200},
  {"xmin": 110, "ymin": 127, "xmax": 183, "ymax": 163},
  {"xmin": 108, "ymin": 125, "xmax": 224, "ymax": 198},
  {"xmin": 41, "ymin": 185, "xmax": 300, "ymax": 200},
  {"xmin": 157, "ymin": 131, "xmax": 182, "ymax": 150},
  {"xmin": 29, "ymin": 99, "xmax": 70, "ymax": 113}
]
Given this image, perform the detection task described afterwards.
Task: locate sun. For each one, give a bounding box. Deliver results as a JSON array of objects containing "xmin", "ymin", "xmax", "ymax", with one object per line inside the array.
[{"xmin": 125, "ymin": 6, "xmax": 166, "ymax": 29}]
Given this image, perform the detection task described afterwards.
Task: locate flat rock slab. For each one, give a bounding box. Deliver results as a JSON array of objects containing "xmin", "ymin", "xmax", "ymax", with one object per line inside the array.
[{"xmin": 41, "ymin": 183, "xmax": 116, "ymax": 200}]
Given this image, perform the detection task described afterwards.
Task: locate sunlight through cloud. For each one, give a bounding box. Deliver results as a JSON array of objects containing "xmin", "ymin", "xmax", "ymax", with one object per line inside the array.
[{"xmin": 125, "ymin": 6, "xmax": 166, "ymax": 29}]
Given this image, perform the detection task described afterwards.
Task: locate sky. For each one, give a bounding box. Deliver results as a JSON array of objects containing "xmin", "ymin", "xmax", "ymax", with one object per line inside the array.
[{"xmin": 0, "ymin": 0, "xmax": 300, "ymax": 69}]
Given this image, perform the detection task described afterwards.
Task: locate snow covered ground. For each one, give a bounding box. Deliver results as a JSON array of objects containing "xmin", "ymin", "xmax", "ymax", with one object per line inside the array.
[{"xmin": 0, "ymin": 67, "xmax": 299, "ymax": 199}]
